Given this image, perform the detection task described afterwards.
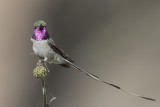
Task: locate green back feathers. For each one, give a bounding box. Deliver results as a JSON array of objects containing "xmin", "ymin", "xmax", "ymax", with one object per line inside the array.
[{"xmin": 34, "ymin": 20, "xmax": 46, "ymax": 27}]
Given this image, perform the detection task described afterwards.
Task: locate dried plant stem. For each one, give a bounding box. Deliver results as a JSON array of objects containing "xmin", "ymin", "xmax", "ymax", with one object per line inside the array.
[
  {"xmin": 41, "ymin": 79, "xmax": 47, "ymax": 107},
  {"xmin": 33, "ymin": 60, "xmax": 55, "ymax": 107}
]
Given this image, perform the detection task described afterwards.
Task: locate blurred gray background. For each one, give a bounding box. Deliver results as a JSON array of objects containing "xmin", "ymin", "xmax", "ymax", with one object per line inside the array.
[{"xmin": 0, "ymin": 0, "xmax": 160, "ymax": 107}]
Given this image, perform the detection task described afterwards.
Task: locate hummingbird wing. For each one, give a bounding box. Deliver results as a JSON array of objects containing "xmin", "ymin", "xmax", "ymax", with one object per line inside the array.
[
  {"xmin": 48, "ymin": 38, "xmax": 74, "ymax": 63},
  {"xmin": 48, "ymin": 38, "xmax": 155, "ymax": 101}
]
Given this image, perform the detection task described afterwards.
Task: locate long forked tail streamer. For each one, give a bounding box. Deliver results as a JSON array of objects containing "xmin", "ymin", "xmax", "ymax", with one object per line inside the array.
[{"xmin": 64, "ymin": 59, "xmax": 156, "ymax": 101}]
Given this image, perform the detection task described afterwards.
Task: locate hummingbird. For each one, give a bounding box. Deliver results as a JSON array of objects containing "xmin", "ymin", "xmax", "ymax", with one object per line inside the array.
[{"xmin": 31, "ymin": 20, "xmax": 155, "ymax": 101}]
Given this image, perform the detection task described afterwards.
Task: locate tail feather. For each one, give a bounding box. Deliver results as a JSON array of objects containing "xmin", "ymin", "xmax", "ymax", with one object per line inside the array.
[{"xmin": 64, "ymin": 59, "xmax": 156, "ymax": 101}]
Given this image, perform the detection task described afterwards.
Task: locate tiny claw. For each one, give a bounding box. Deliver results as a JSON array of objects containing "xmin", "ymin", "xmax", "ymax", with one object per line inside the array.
[
  {"xmin": 37, "ymin": 60, "xmax": 43, "ymax": 66},
  {"xmin": 44, "ymin": 62, "xmax": 50, "ymax": 72}
]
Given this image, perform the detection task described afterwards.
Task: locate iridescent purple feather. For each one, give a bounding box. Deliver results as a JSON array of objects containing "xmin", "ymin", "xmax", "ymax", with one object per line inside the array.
[{"xmin": 32, "ymin": 27, "xmax": 49, "ymax": 40}]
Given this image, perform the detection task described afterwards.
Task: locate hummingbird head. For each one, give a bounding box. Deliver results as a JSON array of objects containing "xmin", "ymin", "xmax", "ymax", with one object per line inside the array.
[
  {"xmin": 34, "ymin": 20, "xmax": 46, "ymax": 29},
  {"xmin": 32, "ymin": 20, "xmax": 49, "ymax": 40}
]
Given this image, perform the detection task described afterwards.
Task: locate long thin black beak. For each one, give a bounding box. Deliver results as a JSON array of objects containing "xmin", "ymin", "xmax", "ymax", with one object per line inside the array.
[{"xmin": 39, "ymin": 24, "xmax": 43, "ymax": 30}]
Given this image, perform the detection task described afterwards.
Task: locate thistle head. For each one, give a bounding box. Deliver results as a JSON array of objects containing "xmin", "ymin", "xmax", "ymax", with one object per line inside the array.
[{"xmin": 33, "ymin": 66, "xmax": 47, "ymax": 79}]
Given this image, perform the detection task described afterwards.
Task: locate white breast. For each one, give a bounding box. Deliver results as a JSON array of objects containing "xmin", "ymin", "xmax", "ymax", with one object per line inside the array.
[
  {"xmin": 31, "ymin": 38, "xmax": 64, "ymax": 64},
  {"xmin": 31, "ymin": 38, "xmax": 52, "ymax": 58}
]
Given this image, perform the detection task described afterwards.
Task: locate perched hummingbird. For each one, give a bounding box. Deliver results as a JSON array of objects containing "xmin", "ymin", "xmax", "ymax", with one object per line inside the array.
[{"xmin": 31, "ymin": 20, "xmax": 155, "ymax": 101}]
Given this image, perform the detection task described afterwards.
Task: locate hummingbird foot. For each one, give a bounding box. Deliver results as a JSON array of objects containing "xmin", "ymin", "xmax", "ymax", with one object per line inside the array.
[
  {"xmin": 37, "ymin": 59, "xmax": 50, "ymax": 72},
  {"xmin": 44, "ymin": 62, "xmax": 50, "ymax": 72},
  {"xmin": 37, "ymin": 59, "xmax": 44, "ymax": 66}
]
